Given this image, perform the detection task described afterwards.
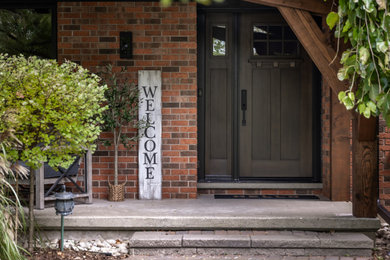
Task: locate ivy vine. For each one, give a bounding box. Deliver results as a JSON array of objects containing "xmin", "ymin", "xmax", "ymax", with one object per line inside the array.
[{"xmin": 327, "ymin": 0, "xmax": 390, "ymax": 123}]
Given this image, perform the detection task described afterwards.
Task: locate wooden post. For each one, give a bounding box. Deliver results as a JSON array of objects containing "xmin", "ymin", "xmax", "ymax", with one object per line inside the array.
[
  {"xmin": 330, "ymin": 91, "xmax": 351, "ymax": 201},
  {"xmin": 86, "ymin": 150, "xmax": 93, "ymax": 204},
  {"xmin": 352, "ymin": 116, "xmax": 378, "ymax": 217},
  {"xmin": 35, "ymin": 165, "xmax": 45, "ymax": 210}
]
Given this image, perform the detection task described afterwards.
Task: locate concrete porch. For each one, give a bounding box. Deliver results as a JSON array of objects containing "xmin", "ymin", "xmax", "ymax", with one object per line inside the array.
[
  {"xmin": 34, "ymin": 195, "xmax": 382, "ymax": 257},
  {"xmin": 34, "ymin": 195, "xmax": 380, "ymax": 232}
]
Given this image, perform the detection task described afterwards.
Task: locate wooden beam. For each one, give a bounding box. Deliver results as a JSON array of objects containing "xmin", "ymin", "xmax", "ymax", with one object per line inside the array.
[
  {"xmin": 278, "ymin": 7, "xmax": 347, "ymax": 96},
  {"xmin": 244, "ymin": 0, "xmax": 333, "ymax": 15},
  {"xmin": 331, "ymin": 91, "xmax": 351, "ymax": 201},
  {"xmin": 357, "ymin": 115, "xmax": 377, "ymax": 141},
  {"xmin": 352, "ymin": 116, "xmax": 378, "ymax": 217}
]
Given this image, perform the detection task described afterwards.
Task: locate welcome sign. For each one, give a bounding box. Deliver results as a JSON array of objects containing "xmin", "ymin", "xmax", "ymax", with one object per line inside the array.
[{"xmin": 138, "ymin": 70, "xmax": 162, "ymax": 200}]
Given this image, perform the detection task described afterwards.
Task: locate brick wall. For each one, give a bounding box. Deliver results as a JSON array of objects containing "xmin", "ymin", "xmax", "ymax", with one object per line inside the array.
[
  {"xmin": 379, "ymin": 118, "xmax": 390, "ymax": 208},
  {"xmin": 321, "ymin": 80, "xmax": 331, "ymax": 198},
  {"xmin": 57, "ymin": 1, "xmax": 197, "ymax": 199}
]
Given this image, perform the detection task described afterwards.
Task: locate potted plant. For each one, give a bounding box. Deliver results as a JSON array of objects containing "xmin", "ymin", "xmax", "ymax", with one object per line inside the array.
[{"xmin": 100, "ymin": 64, "xmax": 140, "ymax": 201}]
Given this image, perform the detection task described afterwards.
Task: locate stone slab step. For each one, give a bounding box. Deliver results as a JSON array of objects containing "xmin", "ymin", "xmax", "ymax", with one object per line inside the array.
[{"xmin": 127, "ymin": 231, "xmax": 374, "ymax": 257}]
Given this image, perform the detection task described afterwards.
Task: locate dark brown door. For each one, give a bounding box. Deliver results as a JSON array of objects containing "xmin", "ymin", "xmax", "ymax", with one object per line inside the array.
[{"xmin": 203, "ymin": 12, "xmax": 314, "ymax": 180}]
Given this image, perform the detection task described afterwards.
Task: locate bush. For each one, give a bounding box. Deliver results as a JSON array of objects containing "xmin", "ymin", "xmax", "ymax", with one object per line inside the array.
[{"xmin": 0, "ymin": 54, "xmax": 107, "ymax": 169}]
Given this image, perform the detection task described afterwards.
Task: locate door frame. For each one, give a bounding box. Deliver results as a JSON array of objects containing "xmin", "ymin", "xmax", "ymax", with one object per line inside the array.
[{"xmin": 197, "ymin": 2, "xmax": 322, "ymax": 183}]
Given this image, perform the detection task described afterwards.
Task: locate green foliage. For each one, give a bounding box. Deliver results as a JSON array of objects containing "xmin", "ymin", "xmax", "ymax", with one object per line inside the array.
[
  {"xmin": 212, "ymin": 38, "xmax": 226, "ymax": 56},
  {"xmin": 160, "ymin": 0, "xmax": 224, "ymax": 7},
  {"xmin": 0, "ymin": 110, "xmax": 27, "ymax": 260},
  {"xmin": 326, "ymin": 0, "xmax": 390, "ymax": 123},
  {"xmin": 0, "ymin": 9, "xmax": 52, "ymax": 58},
  {"xmin": 0, "ymin": 54, "xmax": 107, "ymax": 170},
  {"xmin": 100, "ymin": 65, "xmax": 139, "ymax": 148},
  {"xmin": 99, "ymin": 65, "xmax": 140, "ymax": 185}
]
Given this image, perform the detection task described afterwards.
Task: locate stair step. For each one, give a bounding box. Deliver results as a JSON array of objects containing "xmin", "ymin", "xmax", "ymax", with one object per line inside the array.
[{"xmin": 128, "ymin": 231, "xmax": 374, "ymax": 257}]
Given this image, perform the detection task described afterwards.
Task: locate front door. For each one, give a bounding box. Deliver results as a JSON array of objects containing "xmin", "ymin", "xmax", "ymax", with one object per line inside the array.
[{"xmin": 199, "ymin": 10, "xmax": 318, "ymax": 181}]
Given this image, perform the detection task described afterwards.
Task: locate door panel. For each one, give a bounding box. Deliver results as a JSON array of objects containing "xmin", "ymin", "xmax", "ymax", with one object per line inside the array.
[
  {"xmin": 239, "ymin": 13, "xmax": 313, "ymax": 178},
  {"xmin": 204, "ymin": 14, "xmax": 233, "ymax": 177},
  {"xmin": 203, "ymin": 11, "xmax": 314, "ymax": 180}
]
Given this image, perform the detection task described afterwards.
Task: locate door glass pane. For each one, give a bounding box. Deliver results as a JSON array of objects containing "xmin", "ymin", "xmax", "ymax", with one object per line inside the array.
[
  {"xmin": 253, "ymin": 42, "xmax": 267, "ymax": 56},
  {"xmin": 212, "ymin": 25, "xmax": 226, "ymax": 56},
  {"xmin": 269, "ymin": 42, "xmax": 282, "ymax": 56},
  {"xmin": 253, "ymin": 25, "xmax": 268, "ymax": 40},
  {"xmin": 284, "ymin": 26, "xmax": 297, "ymax": 40},
  {"xmin": 268, "ymin": 26, "xmax": 282, "ymax": 40},
  {"xmin": 284, "ymin": 42, "xmax": 298, "ymax": 56}
]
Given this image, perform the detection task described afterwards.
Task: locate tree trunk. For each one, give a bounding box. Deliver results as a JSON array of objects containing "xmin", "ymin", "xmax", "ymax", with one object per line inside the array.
[
  {"xmin": 114, "ymin": 130, "xmax": 118, "ymax": 186},
  {"xmin": 28, "ymin": 168, "xmax": 35, "ymax": 251}
]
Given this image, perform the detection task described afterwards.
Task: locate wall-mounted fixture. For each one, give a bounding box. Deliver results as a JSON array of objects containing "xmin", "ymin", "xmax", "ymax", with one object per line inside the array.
[{"xmin": 120, "ymin": 31, "xmax": 133, "ymax": 59}]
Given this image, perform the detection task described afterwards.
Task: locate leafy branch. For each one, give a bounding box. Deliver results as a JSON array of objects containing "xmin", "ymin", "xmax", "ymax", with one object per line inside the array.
[{"xmin": 326, "ymin": 0, "xmax": 390, "ymax": 123}]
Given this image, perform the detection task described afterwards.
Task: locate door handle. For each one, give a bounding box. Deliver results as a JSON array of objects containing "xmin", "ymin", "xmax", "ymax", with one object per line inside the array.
[{"xmin": 241, "ymin": 90, "xmax": 247, "ymax": 126}]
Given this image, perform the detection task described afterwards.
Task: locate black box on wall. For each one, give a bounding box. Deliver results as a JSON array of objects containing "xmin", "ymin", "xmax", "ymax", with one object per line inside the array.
[{"xmin": 120, "ymin": 32, "xmax": 133, "ymax": 59}]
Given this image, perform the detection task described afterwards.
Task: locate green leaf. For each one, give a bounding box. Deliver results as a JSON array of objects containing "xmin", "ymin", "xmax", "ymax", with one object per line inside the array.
[
  {"xmin": 369, "ymin": 83, "xmax": 379, "ymax": 101},
  {"xmin": 363, "ymin": 107, "xmax": 371, "ymax": 118},
  {"xmin": 362, "ymin": 0, "xmax": 375, "ymax": 12},
  {"xmin": 342, "ymin": 19, "xmax": 352, "ymax": 33},
  {"xmin": 359, "ymin": 47, "xmax": 370, "ymax": 65},
  {"xmin": 337, "ymin": 67, "xmax": 348, "ymax": 81},
  {"xmin": 358, "ymin": 103, "xmax": 366, "ymax": 114},
  {"xmin": 376, "ymin": 0, "xmax": 386, "ymax": 10},
  {"xmin": 160, "ymin": 0, "xmax": 172, "ymax": 7},
  {"xmin": 348, "ymin": 92, "xmax": 355, "ymax": 101},
  {"xmin": 342, "ymin": 96, "xmax": 355, "ymax": 110},
  {"xmin": 338, "ymin": 91, "xmax": 346, "ymax": 101},
  {"xmin": 326, "ymin": 12, "xmax": 339, "ymax": 30},
  {"xmin": 376, "ymin": 41, "xmax": 388, "ymax": 53},
  {"xmin": 367, "ymin": 100, "xmax": 377, "ymax": 113}
]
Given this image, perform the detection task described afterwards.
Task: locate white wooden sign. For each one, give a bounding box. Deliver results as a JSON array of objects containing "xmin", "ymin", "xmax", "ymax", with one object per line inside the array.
[{"xmin": 138, "ymin": 70, "xmax": 162, "ymax": 200}]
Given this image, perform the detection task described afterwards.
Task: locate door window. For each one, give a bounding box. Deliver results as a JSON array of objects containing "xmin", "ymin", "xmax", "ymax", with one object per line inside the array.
[
  {"xmin": 212, "ymin": 25, "xmax": 227, "ymax": 56},
  {"xmin": 253, "ymin": 25, "xmax": 299, "ymax": 57}
]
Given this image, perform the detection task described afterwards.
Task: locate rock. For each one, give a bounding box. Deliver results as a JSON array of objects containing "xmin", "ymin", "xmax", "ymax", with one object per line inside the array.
[
  {"xmin": 90, "ymin": 246, "xmax": 100, "ymax": 252},
  {"xmin": 377, "ymin": 238, "xmax": 385, "ymax": 245},
  {"xmin": 106, "ymin": 239, "xmax": 116, "ymax": 245},
  {"xmin": 119, "ymin": 247, "xmax": 128, "ymax": 254}
]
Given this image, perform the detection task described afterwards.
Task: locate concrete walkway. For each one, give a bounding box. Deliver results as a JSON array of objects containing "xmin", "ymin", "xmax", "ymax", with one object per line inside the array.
[{"xmin": 34, "ymin": 195, "xmax": 380, "ymax": 232}]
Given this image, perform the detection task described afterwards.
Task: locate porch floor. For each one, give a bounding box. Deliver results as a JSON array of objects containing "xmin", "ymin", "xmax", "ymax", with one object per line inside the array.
[{"xmin": 34, "ymin": 195, "xmax": 380, "ymax": 232}]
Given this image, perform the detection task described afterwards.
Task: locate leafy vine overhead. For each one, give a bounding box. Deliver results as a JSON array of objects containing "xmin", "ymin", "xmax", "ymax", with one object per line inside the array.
[
  {"xmin": 326, "ymin": 0, "xmax": 390, "ymax": 123},
  {"xmin": 160, "ymin": 0, "xmax": 223, "ymax": 7}
]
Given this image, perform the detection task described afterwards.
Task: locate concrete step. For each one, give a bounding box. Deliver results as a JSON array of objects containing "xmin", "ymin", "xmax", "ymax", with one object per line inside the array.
[
  {"xmin": 34, "ymin": 198, "xmax": 381, "ymax": 233},
  {"xmin": 127, "ymin": 231, "xmax": 374, "ymax": 257}
]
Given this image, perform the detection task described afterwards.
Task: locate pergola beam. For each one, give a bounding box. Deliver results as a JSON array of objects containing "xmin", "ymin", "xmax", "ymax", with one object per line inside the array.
[
  {"xmin": 244, "ymin": 0, "xmax": 333, "ymax": 14},
  {"xmin": 278, "ymin": 7, "xmax": 346, "ymax": 96}
]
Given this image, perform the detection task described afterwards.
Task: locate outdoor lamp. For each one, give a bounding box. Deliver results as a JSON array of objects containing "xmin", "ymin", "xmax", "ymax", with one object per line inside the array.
[{"xmin": 54, "ymin": 184, "xmax": 74, "ymax": 251}]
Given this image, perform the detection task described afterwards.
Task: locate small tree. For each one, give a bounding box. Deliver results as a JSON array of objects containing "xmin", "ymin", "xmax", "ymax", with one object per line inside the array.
[
  {"xmin": 0, "ymin": 54, "xmax": 107, "ymax": 251},
  {"xmin": 99, "ymin": 65, "xmax": 140, "ymax": 201}
]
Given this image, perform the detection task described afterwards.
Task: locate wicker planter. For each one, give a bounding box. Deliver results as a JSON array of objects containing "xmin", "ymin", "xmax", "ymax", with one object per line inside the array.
[{"xmin": 108, "ymin": 182, "xmax": 126, "ymax": 201}]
